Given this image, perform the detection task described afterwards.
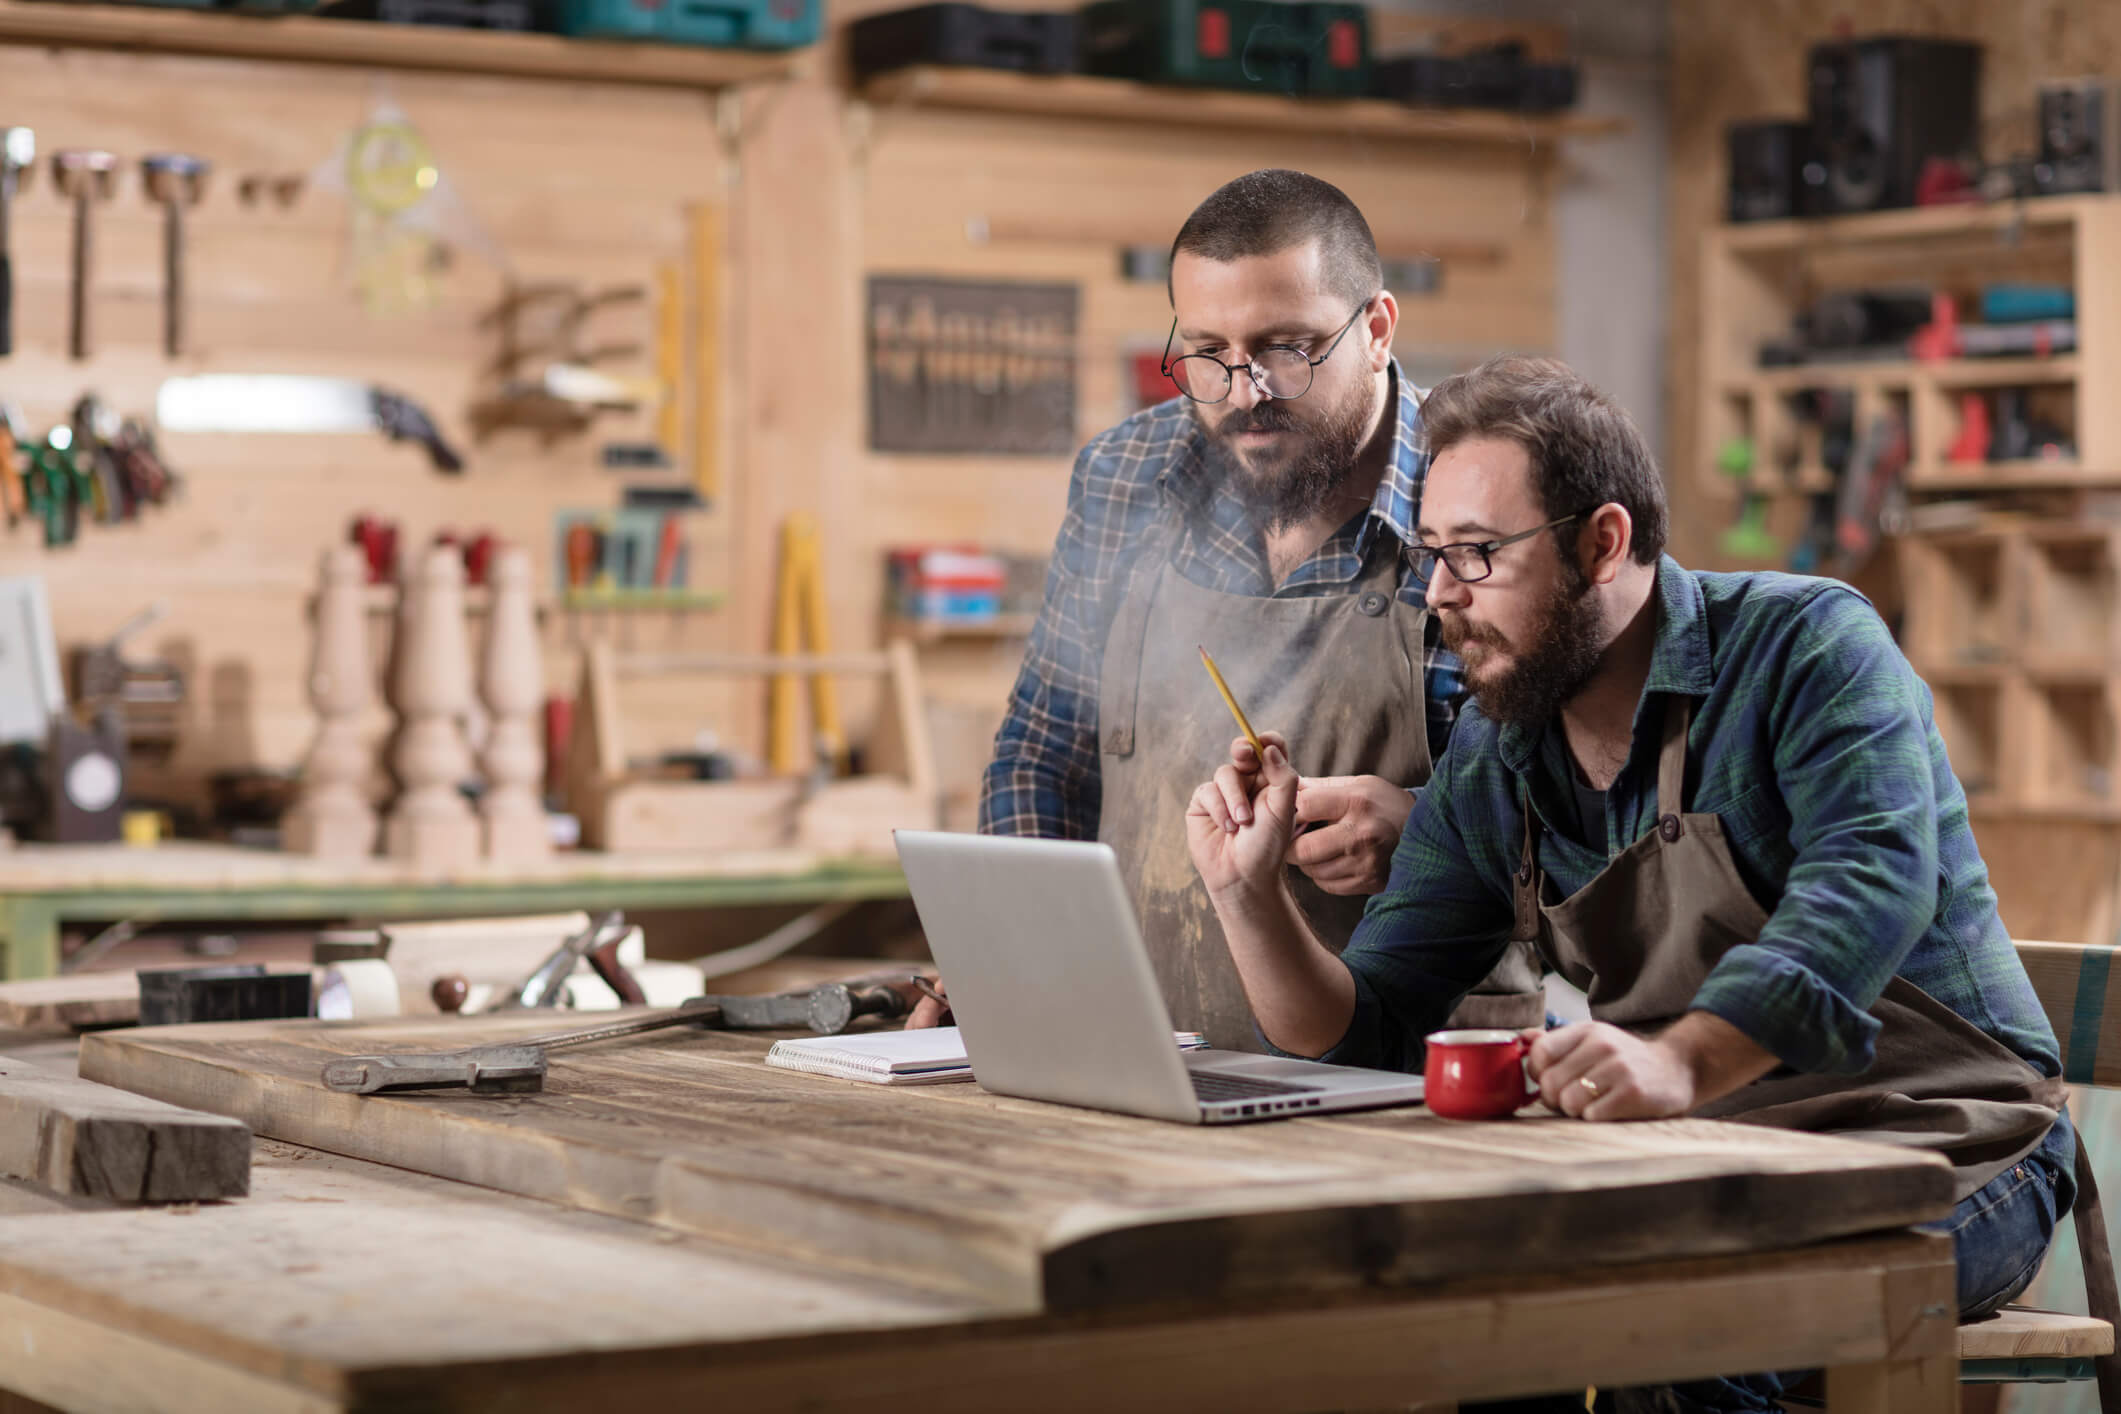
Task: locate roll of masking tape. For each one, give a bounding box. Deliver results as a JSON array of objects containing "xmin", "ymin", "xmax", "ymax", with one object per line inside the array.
[{"xmin": 315, "ymin": 958, "xmax": 403, "ymax": 1020}]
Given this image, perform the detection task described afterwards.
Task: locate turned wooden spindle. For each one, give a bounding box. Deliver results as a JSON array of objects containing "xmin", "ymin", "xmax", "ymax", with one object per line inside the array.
[
  {"xmin": 283, "ymin": 546, "xmax": 379, "ymax": 859},
  {"xmin": 479, "ymin": 546, "xmax": 550, "ymax": 863},
  {"xmin": 383, "ymin": 544, "xmax": 481, "ymax": 871}
]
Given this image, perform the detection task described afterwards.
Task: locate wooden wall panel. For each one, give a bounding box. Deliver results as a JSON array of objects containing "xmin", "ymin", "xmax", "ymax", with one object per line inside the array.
[
  {"xmin": 0, "ymin": 46, "xmax": 736, "ymax": 803},
  {"xmin": 802, "ymin": 0, "xmax": 1564, "ymax": 750},
  {"xmin": 5, "ymin": 2, "xmax": 1571, "ymax": 819}
]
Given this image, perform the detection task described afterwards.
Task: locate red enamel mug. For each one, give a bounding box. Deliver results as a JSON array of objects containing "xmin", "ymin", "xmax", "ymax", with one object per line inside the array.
[{"xmin": 1424, "ymin": 1028, "xmax": 1538, "ymax": 1120}]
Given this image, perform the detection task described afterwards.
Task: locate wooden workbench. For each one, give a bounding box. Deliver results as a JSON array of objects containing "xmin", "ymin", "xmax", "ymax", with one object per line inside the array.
[
  {"xmin": 0, "ymin": 1010, "xmax": 1966, "ymax": 1410},
  {"xmin": 0, "ymin": 1129, "xmax": 1960, "ymax": 1414},
  {"xmin": 0, "ymin": 842, "xmax": 908, "ymax": 981}
]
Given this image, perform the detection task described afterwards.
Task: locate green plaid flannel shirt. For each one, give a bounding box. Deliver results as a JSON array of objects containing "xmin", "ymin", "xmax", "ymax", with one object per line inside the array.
[{"xmin": 1324, "ymin": 557, "xmax": 2063, "ymax": 1082}]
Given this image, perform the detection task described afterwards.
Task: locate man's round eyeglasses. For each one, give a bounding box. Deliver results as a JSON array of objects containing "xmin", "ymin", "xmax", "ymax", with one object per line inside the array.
[
  {"xmin": 1405, "ymin": 512, "xmax": 1586, "ymax": 585},
  {"xmin": 1160, "ymin": 301, "xmax": 1371, "ymax": 405}
]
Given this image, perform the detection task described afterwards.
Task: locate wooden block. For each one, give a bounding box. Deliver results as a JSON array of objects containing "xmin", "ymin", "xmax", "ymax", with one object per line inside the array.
[
  {"xmin": 794, "ymin": 777, "xmax": 929, "ymax": 859},
  {"xmin": 598, "ymin": 778, "xmax": 801, "ymax": 854},
  {"xmin": 379, "ymin": 912, "xmax": 591, "ymax": 1015},
  {"xmin": 0, "ymin": 973, "xmax": 147, "ymax": 1030},
  {"xmin": 1957, "ymin": 1305, "xmax": 2116, "ymax": 1359},
  {"xmin": 0, "ymin": 966, "xmax": 314, "ymax": 1031},
  {"xmin": 0, "ymin": 1053, "xmax": 249, "ymax": 1201}
]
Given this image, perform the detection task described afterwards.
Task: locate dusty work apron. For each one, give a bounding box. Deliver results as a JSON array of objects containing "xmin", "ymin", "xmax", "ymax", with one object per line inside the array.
[
  {"xmin": 1098, "ymin": 521, "xmax": 1543, "ymax": 1052},
  {"xmin": 1513, "ymin": 695, "xmax": 2063, "ymax": 1197},
  {"xmin": 1512, "ymin": 694, "xmax": 2121, "ymax": 1407}
]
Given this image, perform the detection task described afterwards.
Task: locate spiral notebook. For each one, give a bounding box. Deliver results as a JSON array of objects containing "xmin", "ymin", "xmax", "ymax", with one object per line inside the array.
[{"xmin": 766, "ymin": 1026, "xmax": 1207, "ymax": 1086}]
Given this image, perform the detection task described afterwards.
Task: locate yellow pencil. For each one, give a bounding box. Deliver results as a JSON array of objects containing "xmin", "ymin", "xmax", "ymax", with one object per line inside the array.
[{"xmin": 1198, "ymin": 645, "xmax": 1265, "ymax": 757}]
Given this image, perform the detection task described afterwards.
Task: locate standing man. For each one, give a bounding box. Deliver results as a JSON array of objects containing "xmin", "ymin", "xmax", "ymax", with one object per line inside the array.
[
  {"xmin": 933, "ymin": 169, "xmax": 1539, "ymax": 1052},
  {"xmin": 1188, "ymin": 355, "xmax": 2090, "ymax": 1410}
]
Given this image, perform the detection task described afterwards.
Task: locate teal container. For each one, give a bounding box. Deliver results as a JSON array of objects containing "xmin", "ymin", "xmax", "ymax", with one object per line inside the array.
[
  {"xmin": 553, "ymin": 0, "xmax": 819, "ymax": 47},
  {"xmin": 1079, "ymin": 0, "xmax": 1369, "ymax": 97}
]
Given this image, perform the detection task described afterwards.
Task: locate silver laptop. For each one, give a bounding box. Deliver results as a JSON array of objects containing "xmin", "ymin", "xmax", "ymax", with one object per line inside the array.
[{"xmin": 893, "ymin": 830, "xmax": 1426, "ymax": 1124}]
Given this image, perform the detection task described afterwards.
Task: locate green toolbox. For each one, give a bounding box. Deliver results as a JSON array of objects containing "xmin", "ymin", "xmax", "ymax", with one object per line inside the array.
[
  {"xmin": 553, "ymin": 0, "xmax": 820, "ymax": 47},
  {"xmin": 1078, "ymin": 0, "xmax": 1369, "ymax": 97}
]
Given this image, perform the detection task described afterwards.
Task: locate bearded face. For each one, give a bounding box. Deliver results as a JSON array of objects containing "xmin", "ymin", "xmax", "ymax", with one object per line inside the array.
[
  {"xmin": 1192, "ymin": 364, "xmax": 1375, "ymax": 534},
  {"xmin": 1438, "ymin": 549, "xmax": 1605, "ymax": 728}
]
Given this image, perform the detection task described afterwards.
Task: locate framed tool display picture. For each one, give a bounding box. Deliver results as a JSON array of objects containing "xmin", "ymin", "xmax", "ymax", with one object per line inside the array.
[{"xmin": 867, "ymin": 277, "xmax": 1078, "ymax": 455}]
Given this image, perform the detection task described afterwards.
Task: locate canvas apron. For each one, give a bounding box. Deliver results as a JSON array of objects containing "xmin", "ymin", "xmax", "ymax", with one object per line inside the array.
[
  {"xmin": 1513, "ymin": 696, "xmax": 2121, "ymax": 1408},
  {"xmin": 1097, "ymin": 522, "xmax": 1543, "ymax": 1051}
]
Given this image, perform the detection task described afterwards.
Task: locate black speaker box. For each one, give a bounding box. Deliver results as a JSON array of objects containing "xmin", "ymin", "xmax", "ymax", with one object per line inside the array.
[
  {"xmin": 1803, "ymin": 36, "xmax": 1982, "ymax": 214},
  {"xmin": 1727, "ymin": 119, "xmax": 1808, "ymax": 222},
  {"xmin": 2034, "ymin": 78, "xmax": 2121, "ymax": 195}
]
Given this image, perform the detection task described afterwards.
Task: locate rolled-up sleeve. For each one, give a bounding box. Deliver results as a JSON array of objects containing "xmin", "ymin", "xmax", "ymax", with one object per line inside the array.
[
  {"xmin": 1687, "ymin": 588, "xmax": 1936, "ymax": 1074},
  {"xmin": 1321, "ymin": 747, "xmax": 1518, "ymax": 1071},
  {"xmin": 980, "ymin": 442, "xmax": 1116, "ymax": 841}
]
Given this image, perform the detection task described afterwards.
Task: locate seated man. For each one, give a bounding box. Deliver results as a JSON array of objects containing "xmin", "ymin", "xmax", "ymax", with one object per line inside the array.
[{"xmin": 1186, "ymin": 354, "xmax": 2079, "ymax": 1413}]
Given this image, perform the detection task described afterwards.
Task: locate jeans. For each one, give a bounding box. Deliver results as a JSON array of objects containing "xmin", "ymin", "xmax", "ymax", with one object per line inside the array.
[{"xmin": 1467, "ymin": 1108, "xmax": 2077, "ymax": 1414}]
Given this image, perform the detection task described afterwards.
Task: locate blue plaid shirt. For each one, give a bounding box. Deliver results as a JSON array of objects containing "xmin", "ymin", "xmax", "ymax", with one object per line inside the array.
[
  {"xmin": 1325, "ymin": 559, "xmax": 2063, "ymax": 1084},
  {"xmin": 982, "ymin": 364, "xmax": 1465, "ymax": 840}
]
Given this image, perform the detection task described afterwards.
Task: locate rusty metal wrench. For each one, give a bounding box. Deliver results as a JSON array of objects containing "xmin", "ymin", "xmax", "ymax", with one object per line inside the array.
[{"xmin": 321, "ymin": 996, "xmax": 725, "ymax": 1094}]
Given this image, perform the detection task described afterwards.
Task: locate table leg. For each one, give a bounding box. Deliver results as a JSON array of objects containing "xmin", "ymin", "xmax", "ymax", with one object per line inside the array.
[{"xmin": 1825, "ymin": 1352, "xmax": 1960, "ymax": 1410}]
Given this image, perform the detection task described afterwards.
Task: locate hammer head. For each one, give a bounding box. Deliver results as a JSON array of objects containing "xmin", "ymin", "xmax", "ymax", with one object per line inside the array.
[
  {"xmin": 142, "ymin": 152, "xmax": 210, "ymax": 206},
  {"xmin": 51, "ymin": 149, "xmax": 117, "ymax": 201},
  {"xmin": 1, "ymin": 127, "xmax": 31, "ymax": 189}
]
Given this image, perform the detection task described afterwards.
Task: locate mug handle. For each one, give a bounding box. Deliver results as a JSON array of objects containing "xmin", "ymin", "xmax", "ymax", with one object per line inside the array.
[{"xmin": 1507, "ymin": 1035, "xmax": 1540, "ymax": 1100}]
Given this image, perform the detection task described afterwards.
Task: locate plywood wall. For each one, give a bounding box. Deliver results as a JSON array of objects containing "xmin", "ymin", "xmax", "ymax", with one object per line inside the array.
[
  {"xmin": 3, "ymin": 3, "xmax": 1573, "ymax": 817},
  {"xmin": 1666, "ymin": 0, "xmax": 2121, "ymax": 567},
  {"xmin": 0, "ymin": 42, "xmax": 739, "ymax": 804}
]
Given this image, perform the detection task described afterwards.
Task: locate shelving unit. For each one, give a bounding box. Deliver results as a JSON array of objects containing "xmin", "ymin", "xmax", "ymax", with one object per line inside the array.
[
  {"xmin": 1699, "ymin": 196, "xmax": 2121, "ymax": 498},
  {"xmin": 858, "ymin": 65, "xmax": 1624, "ymax": 147},
  {"xmin": 883, "ymin": 613, "xmax": 1036, "ymax": 645},
  {"xmin": 1897, "ymin": 521, "xmax": 2121, "ymax": 817},
  {"xmin": 0, "ymin": 0, "xmax": 797, "ymax": 87}
]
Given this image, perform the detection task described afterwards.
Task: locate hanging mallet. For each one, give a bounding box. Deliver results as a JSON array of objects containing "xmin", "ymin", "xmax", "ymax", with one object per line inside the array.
[
  {"xmin": 142, "ymin": 154, "xmax": 209, "ymax": 360},
  {"xmin": 0, "ymin": 127, "xmax": 32, "ymax": 358},
  {"xmin": 51, "ymin": 149, "xmax": 116, "ymax": 361}
]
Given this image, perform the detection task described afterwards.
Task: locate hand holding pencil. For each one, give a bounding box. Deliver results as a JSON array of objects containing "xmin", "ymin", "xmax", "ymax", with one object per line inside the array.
[{"xmin": 1186, "ymin": 647, "xmax": 1301, "ymax": 901}]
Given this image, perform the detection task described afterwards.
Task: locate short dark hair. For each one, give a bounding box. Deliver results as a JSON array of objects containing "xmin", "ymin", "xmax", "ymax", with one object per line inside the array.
[
  {"xmin": 1420, "ymin": 355, "xmax": 1668, "ymax": 566},
  {"xmin": 1169, "ymin": 169, "xmax": 1382, "ymax": 309}
]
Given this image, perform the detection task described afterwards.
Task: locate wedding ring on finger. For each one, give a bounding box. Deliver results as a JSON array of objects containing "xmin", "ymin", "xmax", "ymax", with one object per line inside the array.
[{"xmin": 1576, "ymin": 1076, "xmax": 1602, "ymax": 1100}]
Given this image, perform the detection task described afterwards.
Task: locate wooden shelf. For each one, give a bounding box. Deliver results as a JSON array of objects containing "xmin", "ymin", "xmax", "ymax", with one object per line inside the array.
[
  {"xmin": 0, "ymin": 0, "xmax": 799, "ymax": 88},
  {"xmin": 885, "ymin": 612, "xmax": 1036, "ymax": 644},
  {"xmin": 859, "ymin": 66, "xmax": 1625, "ymax": 147},
  {"xmin": 1909, "ymin": 462, "xmax": 2121, "ymax": 492},
  {"xmin": 1729, "ymin": 356, "xmax": 2079, "ymax": 393},
  {"xmin": 561, "ymin": 588, "xmax": 725, "ymax": 611},
  {"xmin": 1719, "ymin": 197, "xmax": 2095, "ymax": 254},
  {"xmin": 351, "ymin": 585, "xmax": 723, "ymax": 614}
]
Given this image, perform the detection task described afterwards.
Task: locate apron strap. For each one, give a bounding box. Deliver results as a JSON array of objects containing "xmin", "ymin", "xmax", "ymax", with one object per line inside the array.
[
  {"xmin": 1098, "ymin": 517, "xmax": 1180, "ymax": 759},
  {"xmin": 2072, "ymin": 1138, "xmax": 2121, "ymax": 1413},
  {"xmin": 1653, "ymin": 695, "xmax": 1693, "ymax": 822},
  {"xmin": 1512, "ymin": 787, "xmax": 1541, "ymax": 944}
]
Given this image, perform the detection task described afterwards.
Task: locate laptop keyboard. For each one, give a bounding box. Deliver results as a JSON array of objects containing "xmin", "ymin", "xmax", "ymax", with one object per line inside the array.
[{"xmin": 1190, "ymin": 1071, "xmax": 1321, "ymax": 1102}]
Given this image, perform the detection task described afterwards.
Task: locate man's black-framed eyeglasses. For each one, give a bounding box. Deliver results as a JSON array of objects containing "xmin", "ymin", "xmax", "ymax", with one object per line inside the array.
[
  {"xmin": 1160, "ymin": 300, "xmax": 1372, "ymax": 405},
  {"xmin": 1405, "ymin": 512, "xmax": 1586, "ymax": 585}
]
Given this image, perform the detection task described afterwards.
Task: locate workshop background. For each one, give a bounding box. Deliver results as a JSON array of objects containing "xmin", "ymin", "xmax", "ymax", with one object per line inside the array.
[{"xmin": 3, "ymin": 1, "xmax": 2121, "ymax": 1407}]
